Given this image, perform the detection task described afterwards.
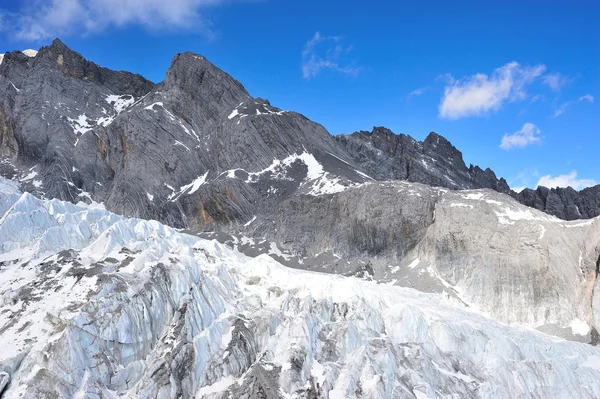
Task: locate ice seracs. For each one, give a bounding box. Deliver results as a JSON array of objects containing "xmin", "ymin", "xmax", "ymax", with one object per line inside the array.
[{"xmin": 2, "ymin": 177, "xmax": 600, "ymax": 398}]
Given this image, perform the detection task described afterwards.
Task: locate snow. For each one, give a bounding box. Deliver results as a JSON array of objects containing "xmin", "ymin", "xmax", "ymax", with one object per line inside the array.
[
  {"xmin": 19, "ymin": 170, "xmax": 38, "ymax": 182},
  {"xmin": 228, "ymin": 109, "xmax": 239, "ymax": 119},
  {"xmin": 243, "ymin": 216, "xmax": 256, "ymax": 227},
  {"xmin": 22, "ymin": 49, "xmax": 38, "ymax": 57},
  {"xmin": 571, "ymin": 318, "xmax": 591, "ymax": 336},
  {"xmin": 194, "ymin": 376, "xmax": 236, "ymax": 398},
  {"xmin": 450, "ymin": 202, "xmax": 473, "ymax": 209},
  {"xmin": 146, "ymin": 192, "xmax": 154, "ymax": 201},
  {"xmin": 408, "ymin": 258, "xmax": 421, "ymax": 269},
  {"xmin": 144, "ymin": 102, "xmax": 164, "ymax": 111},
  {"xmin": 96, "ymin": 94, "xmax": 136, "ymax": 126},
  {"xmin": 105, "ymin": 94, "xmax": 134, "ymax": 113},
  {"xmin": 3, "ymin": 177, "xmax": 600, "ymax": 398},
  {"xmin": 10, "ymin": 81, "xmax": 20, "ymax": 92},
  {"xmin": 495, "ymin": 207, "xmax": 558, "ymax": 225},
  {"xmin": 413, "ymin": 390, "xmax": 430, "ymax": 399},
  {"xmin": 582, "ymin": 356, "xmax": 600, "ymax": 372},
  {"xmin": 0, "ymin": 54, "xmax": 3, "ymax": 65},
  {"xmin": 169, "ymin": 171, "xmax": 209, "ymax": 201},
  {"xmin": 268, "ymin": 242, "xmax": 292, "ymax": 260},
  {"xmin": 244, "ymin": 152, "xmax": 359, "ymax": 196},
  {"xmin": 145, "ymin": 102, "xmax": 200, "ymax": 141},
  {"xmin": 563, "ymin": 220, "xmax": 595, "ymax": 228},
  {"xmin": 67, "ymin": 114, "xmax": 92, "ymax": 136},
  {"xmin": 174, "ymin": 140, "xmax": 191, "ymax": 151},
  {"xmin": 298, "ymin": 152, "xmax": 323, "ymax": 180},
  {"xmin": 539, "ymin": 225, "xmax": 546, "ymax": 239},
  {"xmin": 463, "ymin": 192, "xmax": 484, "ymax": 200}
]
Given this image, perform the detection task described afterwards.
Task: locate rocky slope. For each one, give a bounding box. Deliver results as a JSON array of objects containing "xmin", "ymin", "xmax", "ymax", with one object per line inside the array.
[
  {"xmin": 337, "ymin": 127, "xmax": 600, "ymax": 220},
  {"xmin": 0, "ymin": 39, "xmax": 370, "ymax": 230},
  {"xmin": 2, "ymin": 178, "xmax": 600, "ymax": 398},
  {"xmin": 336, "ymin": 127, "xmax": 511, "ymax": 193},
  {"xmin": 1, "ymin": 39, "xmax": 599, "ymax": 233}
]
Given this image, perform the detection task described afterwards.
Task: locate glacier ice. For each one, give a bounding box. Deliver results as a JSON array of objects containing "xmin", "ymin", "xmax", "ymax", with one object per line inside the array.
[{"xmin": 1, "ymin": 177, "xmax": 600, "ymax": 398}]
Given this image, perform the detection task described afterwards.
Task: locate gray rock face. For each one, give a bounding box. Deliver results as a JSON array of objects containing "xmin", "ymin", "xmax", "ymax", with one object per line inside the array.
[
  {"xmin": 336, "ymin": 127, "xmax": 511, "ymax": 193},
  {"xmin": 0, "ymin": 39, "xmax": 369, "ymax": 230},
  {"xmin": 1, "ymin": 38, "xmax": 598, "ymax": 233},
  {"xmin": 517, "ymin": 185, "xmax": 600, "ymax": 220},
  {"xmin": 337, "ymin": 127, "xmax": 600, "ymax": 221}
]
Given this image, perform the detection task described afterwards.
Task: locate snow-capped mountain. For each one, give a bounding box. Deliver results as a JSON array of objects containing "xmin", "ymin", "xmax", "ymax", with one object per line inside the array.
[
  {"xmin": 2, "ymin": 177, "xmax": 600, "ymax": 398},
  {"xmin": 1, "ymin": 39, "xmax": 599, "ymax": 229},
  {"xmin": 2, "ymin": 39, "xmax": 600, "ymax": 397}
]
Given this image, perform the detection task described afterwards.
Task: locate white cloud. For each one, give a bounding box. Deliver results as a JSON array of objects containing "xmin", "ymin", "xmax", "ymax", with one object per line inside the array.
[
  {"xmin": 553, "ymin": 102, "xmax": 571, "ymax": 117},
  {"xmin": 537, "ymin": 170, "xmax": 597, "ymax": 190},
  {"xmin": 542, "ymin": 73, "xmax": 568, "ymax": 92},
  {"xmin": 408, "ymin": 87, "xmax": 428, "ymax": 98},
  {"xmin": 1, "ymin": 0, "xmax": 239, "ymax": 40},
  {"xmin": 530, "ymin": 94, "xmax": 543, "ymax": 103},
  {"xmin": 500, "ymin": 122, "xmax": 541, "ymax": 150},
  {"xmin": 552, "ymin": 95, "xmax": 592, "ymax": 117},
  {"xmin": 438, "ymin": 61, "xmax": 546, "ymax": 119},
  {"xmin": 302, "ymin": 31, "xmax": 360, "ymax": 79}
]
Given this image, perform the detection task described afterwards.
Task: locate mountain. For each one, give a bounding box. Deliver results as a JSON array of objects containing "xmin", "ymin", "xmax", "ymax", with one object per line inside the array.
[
  {"xmin": 0, "ymin": 39, "xmax": 370, "ymax": 231},
  {"xmin": 336, "ymin": 127, "xmax": 511, "ymax": 193},
  {"xmin": 516, "ymin": 184, "xmax": 600, "ymax": 220},
  {"xmin": 1, "ymin": 39, "xmax": 599, "ymax": 231},
  {"xmin": 2, "ymin": 39, "xmax": 600, "ymax": 397},
  {"xmin": 2, "ymin": 177, "xmax": 600, "ymax": 398},
  {"xmin": 337, "ymin": 127, "xmax": 600, "ymax": 220},
  {"xmin": 1, "ymin": 38, "xmax": 599, "ymax": 330}
]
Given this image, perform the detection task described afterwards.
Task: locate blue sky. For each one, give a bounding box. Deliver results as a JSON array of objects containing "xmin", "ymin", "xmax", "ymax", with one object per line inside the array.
[{"xmin": 1, "ymin": 0, "xmax": 598, "ymax": 191}]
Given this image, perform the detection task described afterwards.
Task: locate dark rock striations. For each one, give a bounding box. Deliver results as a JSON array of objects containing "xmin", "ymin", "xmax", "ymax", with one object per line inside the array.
[
  {"xmin": 336, "ymin": 127, "xmax": 510, "ymax": 192},
  {"xmin": 0, "ymin": 38, "xmax": 598, "ymax": 232}
]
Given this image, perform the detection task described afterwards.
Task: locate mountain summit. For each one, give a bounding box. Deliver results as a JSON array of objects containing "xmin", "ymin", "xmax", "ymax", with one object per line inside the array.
[
  {"xmin": 1, "ymin": 39, "xmax": 598, "ymax": 225},
  {"xmin": 1, "ymin": 39, "xmax": 600, "ymax": 398}
]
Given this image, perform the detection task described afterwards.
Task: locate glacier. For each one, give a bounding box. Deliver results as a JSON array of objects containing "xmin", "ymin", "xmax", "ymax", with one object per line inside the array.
[{"xmin": 1, "ymin": 177, "xmax": 600, "ymax": 398}]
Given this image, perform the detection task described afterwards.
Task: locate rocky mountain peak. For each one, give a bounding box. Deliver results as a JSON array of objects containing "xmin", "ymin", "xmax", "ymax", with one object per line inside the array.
[
  {"xmin": 164, "ymin": 51, "xmax": 250, "ymax": 107},
  {"xmin": 423, "ymin": 131, "xmax": 464, "ymax": 163},
  {"xmin": 30, "ymin": 38, "xmax": 155, "ymax": 97}
]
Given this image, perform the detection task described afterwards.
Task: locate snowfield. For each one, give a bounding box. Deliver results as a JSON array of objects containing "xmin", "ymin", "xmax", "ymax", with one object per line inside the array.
[{"xmin": 1, "ymin": 177, "xmax": 600, "ymax": 398}]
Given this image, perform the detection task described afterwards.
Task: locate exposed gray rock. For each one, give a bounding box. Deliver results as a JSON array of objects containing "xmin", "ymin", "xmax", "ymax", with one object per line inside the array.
[
  {"xmin": 337, "ymin": 127, "xmax": 600, "ymax": 221},
  {"xmin": 1, "ymin": 39, "xmax": 370, "ymax": 231},
  {"xmin": 336, "ymin": 127, "xmax": 511, "ymax": 192},
  {"xmin": 517, "ymin": 185, "xmax": 600, "ymax": 220}
]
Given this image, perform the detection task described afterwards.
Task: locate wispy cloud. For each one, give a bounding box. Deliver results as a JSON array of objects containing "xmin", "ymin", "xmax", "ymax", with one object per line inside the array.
[
  {"xmin": 407, "ymin": 87, "xmax": 428, "ymax": 98},
  {"xmin": 553, "ymin": 102, "xmax": 571, "ymax": 117},
  {"xmin": 552, "ymin": 95, "xmax": 593, "ymax": 117},
  {"xmin": 500, "ymin": 123, "xmax": 541, "ymax": 150},
  {"xmin": 542, "ymin": 73, "xmax": 569, "ymax": 92},
  {"xmin": 537, "ymin": 170, "xmax": 597, "ymax": 190},
  {"xmin": 0, "ymin": 0, "xmax": 241, "ymax": 40},
  {"xmin": 301, "ymin": 31, "xmax": 360, "ymax": 79},
  {"xmin": 438, "ymin": 61, "xmax": 546, "ymax": 119},
  {"xmin": 530, "ymin": 94, "xmax": 543, "ymax": 103}
]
